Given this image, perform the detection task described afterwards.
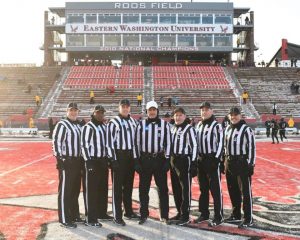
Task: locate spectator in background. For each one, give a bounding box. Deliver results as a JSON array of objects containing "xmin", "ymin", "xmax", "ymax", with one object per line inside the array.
[
  {"xmin": 237, "ymin": 38, "xmax": 240, "ymax": 48},
  {"xmin": 271, "ymin": 119, "xmax": 279, "ymax": 144},
  {"xmin": 275, "ymin": 58, "xmax": 279, "ymax": 67},
  {"xmin": 295, "ymin": 84, "xmax": 299, "ymax": 94},
  {"xmin": 261, "ymin": 60, "xmax": 265, "ymax": 67},
  {"xmin": 26, "ymin": 84, "xmax": 32, "ymax": 94},
  {"xmin": 279, "ymin": 118, "xmax": 288, "ymax": 142},
  {"xmin": 167, "ymin": 96, "xmax": 172, "ymax": 108},
  {"xmin": 35, "ymin": 95, "xmax": 41, "ymax": 106},
  {"xmin": 137, "ymin": 93, "xmax": 143, "ymax": 106},
  {"xmin": 291, "ymin": 82, "xmax": 296, "ymax": 94},
  {"xmin": 291, "ymin": 57, "xmax": 295, "ymax": 67},
  {"xmin": 265, "ymin": 117, "xmax": 271, "ymax": 138},
  {"xmin": 48, "ymin": 117, "xmax": 54, "ymax": 139},
  {"xmin": 245, "ymin": 16, "xmax": 250, "ymax": 25},
  {"xmin": 294, "ymin": 59, "xmax": 298, "ymax": 67},
  {"xmin": 160, "ymin": 96, "xmax": 164, "ymax": 107},
  {"xmin": 90, "ymin": 90, "xmax": 95, "ymax": 104},
  {"xmin": 272, "ymin": 103, "xmax": 277, "ymax": 115},
  {"xmin": 173, "ymin": 96, "xmax": 179, "ymax": 106},
  {"xmin": 0, "ymin": 119, "xmax": 3, "ymax": 128},
  {"xmin": 29, "ymin": 118, "xmax": 35, "ymax": 128},
  {"xmin": 288, "ymin": 117, "xmax": 295, "ymax": 128},
  {"xmin": 242, "ymin": 91, "xmax": 249, "ymax": 104}
]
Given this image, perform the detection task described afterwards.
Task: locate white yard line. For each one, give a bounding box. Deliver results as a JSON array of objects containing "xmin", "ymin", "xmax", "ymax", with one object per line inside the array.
[
  {"xmin": 257, "ymin": 179, "xmax": 266, "ymax": 184},
  {"xmin": 257, "ymin": 156, "xmax": 300, "ymax": 172},
  {"xmin": 0, "ymin": 154, "xmax": 52, "ymax": 177}
]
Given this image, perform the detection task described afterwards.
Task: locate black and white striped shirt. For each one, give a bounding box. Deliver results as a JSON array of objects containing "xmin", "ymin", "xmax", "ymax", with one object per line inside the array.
[
  {"xmin": 196, "ymin": 116, "xmax": 224, "ymax": 159},
  {"xmin": 135, "ymin": 118, "xmax": 171, "ymax": 158},
  {"xmin": 81, "ymin": 121, "xmax": 107, "ymax": 161},
  {"xmin": 106, "ymin": 115, "xmax": 137, "ymax": 161},
  {"xmin": 52, "ymin": 118, "xmax": 81, "ymax": 158},
  {"xmin": 171, "ymin": 123, "xmax": 198, "ymax": 161},
  {"xmin": 225, "ymin": 120, "xmax": 256, "ymax": 165}
]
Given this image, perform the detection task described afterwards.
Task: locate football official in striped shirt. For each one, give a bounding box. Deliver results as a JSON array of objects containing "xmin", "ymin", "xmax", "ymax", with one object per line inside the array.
[
  {"xmin": 195, "ymin": 102, "xmax": 224, "ymax": 227},
  {"xmin": 135, "ymin": 101, "xmax": 171, "ymax": 225},
  {"xmin": 81, "ymin": 105, "xmax": 113, "ymax": 228},
  {"xmin": 169, "ymin": 107, "xmax": 198, "ymax": 226},
  {"xmin": 52, "ymin": 102, "xmax": 82, "ymax": 229},
  {"xmin": 224, "ymin": 107, "xmax": 256, "ymax": 229},
  {"xmin": 106, "ymin": 99, "xmax": 139, "ymax": 226}
]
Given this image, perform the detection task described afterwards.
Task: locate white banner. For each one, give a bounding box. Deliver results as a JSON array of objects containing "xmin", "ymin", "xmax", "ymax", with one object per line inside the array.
[{"xmin": 66, "ymin": 24, "xmax": 233, "ymax": 34}]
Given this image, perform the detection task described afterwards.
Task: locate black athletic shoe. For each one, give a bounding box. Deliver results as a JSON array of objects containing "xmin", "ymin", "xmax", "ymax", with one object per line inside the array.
[
  {"xmin": 169, "ymin": 213, "xmax": 181, "ymax": 221},
  {"xmin": 98, "ymin": 214, "xmax": 114, "ymax": 221},
  {"xmin": 61, "ymin": 222, "xmax": 77, "ymax": 228},
  {"xmin": 225, "ymin": 215, "xmax": 242, "ymax": 223},
  {"xmin": 160, "ymin": 218, "xmax": 169, "ymax": 224},
  {"xmin": 73, "ymin": 217, "xmax": 85, "ymax": 223},
  {"xmin": 113, "ymin": 219, "xmax": 126, "ymax": 226},
  {"xmin": 238, "ymin": 220, "xmax": 254, "ymax": 229},
  {"xmin": 208, "ymin": 218, "xmax": 224, "ymax": 227},
  {"xmin": 194, "ymin": 215, "xmax": 209, "ymax": 224},
  {"xmin": 176, "ymin": 218, "xmax": 191, "ymax": 226},
  {"xmin": 138, "ymin": 217, "xmax": 147, "ymax": 225},
  {"xmin": 124, "ymin": 212, "xmax": 139, "ymax": 220},
  {"xmin": 85, "ymin": 222, "xmax": 102, "ymax": 228}
]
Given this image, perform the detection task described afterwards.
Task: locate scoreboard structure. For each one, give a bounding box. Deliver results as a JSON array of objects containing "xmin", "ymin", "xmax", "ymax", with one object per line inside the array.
[{"xmin": 43, "ymin": 2, "xmax": 255, "ymax": 66}]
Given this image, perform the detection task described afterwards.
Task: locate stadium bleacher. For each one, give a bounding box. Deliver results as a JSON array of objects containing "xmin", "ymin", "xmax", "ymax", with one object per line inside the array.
[
  {"xmin": 152, "ymin": 66, "xmax": 239, "ymax": 118},
  {"xmin": 64, "ymin": 66, "xmax": 144, "ymax": 89},
  {"xmin": 0, "ymin": 67, "xmax": 61, "ymax": 121},
  {"xmin": 234, "ymin": 67, "xmax": 300, "ymax": 117}
]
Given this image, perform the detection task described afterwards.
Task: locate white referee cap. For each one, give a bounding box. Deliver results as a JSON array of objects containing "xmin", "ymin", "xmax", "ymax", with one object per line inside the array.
[{"xmin": 146, "ymin": 101, "xmax": 158, "ymax": 110}]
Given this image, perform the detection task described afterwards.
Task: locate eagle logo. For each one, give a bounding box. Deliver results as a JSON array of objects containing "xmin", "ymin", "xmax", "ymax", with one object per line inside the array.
[
  {"xmin": 220, "ymin": 25, "xmax": 228, "ymax": 33},
  {"xmin": 70, "ymin": 25, "xmax": 78, "ymax": 33}
]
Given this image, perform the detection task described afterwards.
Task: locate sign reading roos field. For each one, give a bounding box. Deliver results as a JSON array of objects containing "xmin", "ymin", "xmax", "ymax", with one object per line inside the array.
[{"xmin": 66, "ymin": 24, "xmax": 233, "ymax": 34}]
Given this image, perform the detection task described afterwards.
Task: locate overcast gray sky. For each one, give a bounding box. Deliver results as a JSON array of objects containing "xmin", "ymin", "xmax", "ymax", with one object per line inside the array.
[{"xmin": 0, "ymin": 0, "xmax": 299, "ymax": 65}]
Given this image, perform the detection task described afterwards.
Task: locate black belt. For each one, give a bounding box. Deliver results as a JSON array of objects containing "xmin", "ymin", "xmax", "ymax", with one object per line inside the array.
[
  {"xmin": 141, "ymin": 152, "xmax": 163, "ymax": 158},
  {"xmin": 199, "ymin": 153, "xmax": 215, "ymax": 158},
  {"xmin": 172, "ymin": 154, "xmax": 188, "ymax": 158},
  {"xmin": 63, "ymin": 156, "xmax": 81, "ymax": 161},
  {"xmin": 91, "ymin": 157, "xmax": 107, "ymax": 161},
  {"xmin": 227, "ymin": 155, "xmax": 247, "ymax": 161},
  {"xmin": 116, "ymin": 149, "xmax": 132, "ymax": 153}
]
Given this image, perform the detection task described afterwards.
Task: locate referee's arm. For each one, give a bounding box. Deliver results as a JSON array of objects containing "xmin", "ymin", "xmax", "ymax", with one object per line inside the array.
[
  {"xmin": 189, "ymin": 127, "xmax": 198, "ymax": 161},
  {"xmin": 52, "ymin": 122, "xmax": 66, "ymax": 157},
  {"xmin": 164, "ymin": 122, "xmax": 171, "ymax": 159},
  {"xmin": 134, "ymin": 123, "xmax": 142, "ymax": 159},
  {"xmin": 246, "ymin": 127, "xmax": 256, "ymax": 166},
  {"xmin": 106, "ymin": 121, "xmax": 117, "ymax": 161},
  {"xmin": 215, "ymin": 124, "xmax": 224, "ymax": 159},
  {"xmin": 81, "ymin": 125, "xmax": 93, "ymax": 161}
]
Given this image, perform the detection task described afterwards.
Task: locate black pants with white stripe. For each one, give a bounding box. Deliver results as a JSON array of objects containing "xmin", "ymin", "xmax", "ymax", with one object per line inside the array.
[
  {"xmin": 139, "ymin": 155, "xmax": 169, "ymax": 219},
  {"xmin": 84, "ymin": 158, "xmax": 109, "ymax": 223},
  {"xmin": 112, "ymin": 150, "xmax": 135, "ymax": 221},
  {"xmin": 225, "ymin": 157, "xmax": 253, "ymax": 222},
  {"xmin": 197, "ymin": 156, "xmax": 223, "ymax": 220},
  {"xmin": 171, "ymin": 155, "xmax": 192, "ymax": 220},
  {"xmin": 58, "ymin": 158, "xmax": 82, "ymax": 224}
]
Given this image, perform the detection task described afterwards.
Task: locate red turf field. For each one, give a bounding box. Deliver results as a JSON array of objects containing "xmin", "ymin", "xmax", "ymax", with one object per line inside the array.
[{"xmin": 0, "ymin": 141, "xmax": 299, "ymax": 240}]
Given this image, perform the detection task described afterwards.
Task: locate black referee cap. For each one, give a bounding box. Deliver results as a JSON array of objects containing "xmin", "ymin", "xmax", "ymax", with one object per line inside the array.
[
  {"xmin": 67, "ymin": 102, "xmax": 79, "ymax": 110},
  {"xmin": 229, "ymin": 107, "xmax": 241, "ymax": 115},
  {"xmin": 119, "ymin": 99, "xmax": 130, "ymax": 106},
  {"xmin": 93, "ymin": 105, "xmax": 106, "ymax": 112},
  {"xmin": 200, "ymin": 101, "xmax": 211, "ymax": 109}
]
